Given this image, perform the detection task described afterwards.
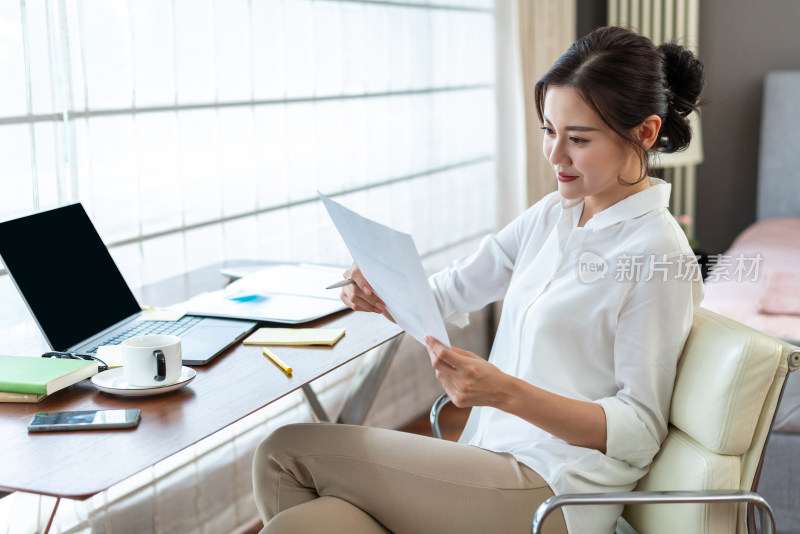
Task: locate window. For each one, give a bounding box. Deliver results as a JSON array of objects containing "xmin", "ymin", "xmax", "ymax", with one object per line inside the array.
[{"xmin": 0, "ymin": 0, "xmax": 497, "ymax": 287}]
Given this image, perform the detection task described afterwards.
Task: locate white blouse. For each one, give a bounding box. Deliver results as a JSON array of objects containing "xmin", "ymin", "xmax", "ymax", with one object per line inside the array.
[{"xmin": 430, "ymin": 178, "xmax": 704, "ymax": 534}]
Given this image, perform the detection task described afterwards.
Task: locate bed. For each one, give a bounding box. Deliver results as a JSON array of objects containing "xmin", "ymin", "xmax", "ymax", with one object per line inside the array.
[{"xmin": 701, "ymin": 70, "xmax": 800, "ymax": 533}]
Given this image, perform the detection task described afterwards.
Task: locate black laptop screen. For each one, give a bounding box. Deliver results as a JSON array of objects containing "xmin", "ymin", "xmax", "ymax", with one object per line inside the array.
[{"xmin": 0, "ymin": 204, "xmax": 141, "ymax": 351}]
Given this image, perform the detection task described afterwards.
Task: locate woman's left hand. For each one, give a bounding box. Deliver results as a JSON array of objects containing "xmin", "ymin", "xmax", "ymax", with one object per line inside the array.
[
  {"xmin": 424, "ymin": 336, "xmax": 509, "ymax": 409},
  {"xmin": 425, "ymin": 337, "xmax": 607, "ymax": 451}
]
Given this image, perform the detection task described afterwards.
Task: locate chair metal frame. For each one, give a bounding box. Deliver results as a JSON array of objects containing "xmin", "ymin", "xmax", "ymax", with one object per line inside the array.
[
  {"xmin": 429, "ymin": 349, "xmax": 800, "ymax": 534},
  {"xmin": 530, "ymin": 490, "xmax": 776, "ymax": 534}
]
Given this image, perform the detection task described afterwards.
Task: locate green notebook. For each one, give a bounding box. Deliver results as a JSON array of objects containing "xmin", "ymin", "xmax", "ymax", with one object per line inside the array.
[{"xmin": 0, "ymin": 355, "xmax": 99, "ymax": 395}]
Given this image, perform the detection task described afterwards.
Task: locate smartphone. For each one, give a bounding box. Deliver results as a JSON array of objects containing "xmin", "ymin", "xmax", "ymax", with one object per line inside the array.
[{"xmin": 28, "ymin": 409, "xmax": 141, "ymax": 432}]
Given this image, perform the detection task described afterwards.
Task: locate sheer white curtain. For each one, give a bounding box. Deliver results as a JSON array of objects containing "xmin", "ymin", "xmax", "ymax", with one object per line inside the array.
[
  {"xmin": 0, "ymin": 0, "xmax": 497, "ymax": 286},
  {"xmin": 0, "ymin": 1, "xmax": 509, "ymax": 533}
]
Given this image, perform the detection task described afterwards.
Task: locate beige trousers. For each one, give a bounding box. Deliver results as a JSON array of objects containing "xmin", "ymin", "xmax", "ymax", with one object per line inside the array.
[{"xmin": 252, "ymin": 423, "xmax": 568, "ymax": 534}]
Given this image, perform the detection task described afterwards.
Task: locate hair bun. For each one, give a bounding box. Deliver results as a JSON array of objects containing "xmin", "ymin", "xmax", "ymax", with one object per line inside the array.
[
  {"xmin": 659, "ymin": 43, "xmax": 704, "ymax": 115},
  {"xmin": 657, "ymin": 42, "xmax": 704, "ymax": 153}
]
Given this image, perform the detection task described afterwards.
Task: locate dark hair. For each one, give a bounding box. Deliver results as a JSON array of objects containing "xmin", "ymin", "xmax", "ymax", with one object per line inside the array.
[{"xmin": 534, "ymin": 26, "xmax": 705, "ymax": 183}]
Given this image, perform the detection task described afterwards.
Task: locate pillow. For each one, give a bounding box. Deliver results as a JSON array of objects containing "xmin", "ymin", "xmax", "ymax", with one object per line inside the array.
[{"xmin": 758, "ymin": 272, "xmax": 800, "ymax": 315}]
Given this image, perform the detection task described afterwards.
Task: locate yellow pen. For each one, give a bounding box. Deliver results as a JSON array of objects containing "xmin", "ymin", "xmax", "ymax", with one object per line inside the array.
[{"xmin": 263, "ymin": 348, "xmax": 293, "ymax": 376}]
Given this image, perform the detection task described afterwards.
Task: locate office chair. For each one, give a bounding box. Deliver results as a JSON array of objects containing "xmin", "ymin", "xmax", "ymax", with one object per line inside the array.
[{"xmin": 430, "ymin": 308, "xmax": 800, "ymax": 533}]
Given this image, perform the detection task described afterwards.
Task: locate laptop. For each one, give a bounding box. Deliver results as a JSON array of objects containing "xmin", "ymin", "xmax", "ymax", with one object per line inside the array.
[{"xmin": 0, "ymin": 204, "xmax": 257, "ymax": 365}]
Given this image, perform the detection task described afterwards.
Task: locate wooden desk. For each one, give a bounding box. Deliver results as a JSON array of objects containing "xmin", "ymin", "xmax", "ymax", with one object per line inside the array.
[{"xmin": 0, "ymin": 263, "xmax": 403, "ymax": 502}]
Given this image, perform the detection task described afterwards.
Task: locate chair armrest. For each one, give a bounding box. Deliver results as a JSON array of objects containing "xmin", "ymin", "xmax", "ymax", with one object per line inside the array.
[
  {"xmin": 429, "ymin": 394, "xmax": 451, "ymax": 439},
  {"xmin": 531, "ymin": 490, "xmax": 775, "ymax": 534}
]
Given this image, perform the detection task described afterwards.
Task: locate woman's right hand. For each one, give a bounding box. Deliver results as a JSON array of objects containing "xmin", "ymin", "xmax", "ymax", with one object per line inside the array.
[{"xmin": 339, "ymin": 263, "xmax": 387, "ymax": 315}]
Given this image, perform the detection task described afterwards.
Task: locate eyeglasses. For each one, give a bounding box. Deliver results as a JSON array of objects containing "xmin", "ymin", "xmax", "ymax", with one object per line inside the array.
[{"xmin": 41, "ymin": 351, "xmax": 108, "ymax": 372}]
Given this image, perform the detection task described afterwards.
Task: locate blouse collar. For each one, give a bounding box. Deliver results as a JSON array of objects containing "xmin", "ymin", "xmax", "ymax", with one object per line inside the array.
[{"xmin": 560, "ymin": 177, "xmax": 671, "ymax": 230}]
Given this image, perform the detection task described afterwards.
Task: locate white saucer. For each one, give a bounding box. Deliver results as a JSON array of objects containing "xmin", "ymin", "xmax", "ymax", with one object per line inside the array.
[{"xmin": 91, "ymin": 366, "xmax": 197, "ymax": 397}]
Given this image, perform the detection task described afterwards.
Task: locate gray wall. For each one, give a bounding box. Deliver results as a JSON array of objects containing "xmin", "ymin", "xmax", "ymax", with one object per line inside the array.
[
  {"xmin": 576, "ymin": 0, "xmax": 607, "ymax": 38},
  {"xmin": 697, "ymin": 0, "xmax": 800, "ymax": 253},
  {"xmin": 575, "ymin": 0, "xmax": 800, "ymax": 253}
]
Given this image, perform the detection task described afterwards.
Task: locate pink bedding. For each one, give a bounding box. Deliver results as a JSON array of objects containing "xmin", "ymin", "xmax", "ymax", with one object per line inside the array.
[{"xmin": 702, "ymin": 217, "xmax": 800, "ymax": 343}]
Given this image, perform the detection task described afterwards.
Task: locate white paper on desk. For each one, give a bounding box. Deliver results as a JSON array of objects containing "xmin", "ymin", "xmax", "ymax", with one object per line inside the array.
[{"xmin": 319, "ymin": 192, "xmax": 450, "ymax": 347}]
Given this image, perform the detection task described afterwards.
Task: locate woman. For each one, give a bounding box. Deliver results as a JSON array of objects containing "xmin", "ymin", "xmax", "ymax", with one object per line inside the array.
[{"xmin": 252, "ymin": 26, "xmax": 705, "ymax": 534}]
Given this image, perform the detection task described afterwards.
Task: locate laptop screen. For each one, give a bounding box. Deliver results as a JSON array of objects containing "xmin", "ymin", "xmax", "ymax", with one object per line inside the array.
[{"xmin": 0, "ymin": 204, "xmax": 140, "ymax": 351}]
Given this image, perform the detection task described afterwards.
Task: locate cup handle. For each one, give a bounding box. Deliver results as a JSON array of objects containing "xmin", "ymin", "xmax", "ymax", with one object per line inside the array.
[{"xmin": 154, "ymin": 350, "xmax": 167, "ymax": 382}]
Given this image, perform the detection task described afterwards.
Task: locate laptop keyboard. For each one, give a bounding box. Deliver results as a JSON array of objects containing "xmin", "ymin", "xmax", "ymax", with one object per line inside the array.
[{"xmin": 85, "ymin": 316, "xmax": 203, "ymax": 354}]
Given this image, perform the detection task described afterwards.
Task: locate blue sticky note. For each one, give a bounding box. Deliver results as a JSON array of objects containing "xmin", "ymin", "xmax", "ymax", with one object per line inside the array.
[{"xmin": 227, "ymin": 291, "xmax": 268, "ymax": 303}]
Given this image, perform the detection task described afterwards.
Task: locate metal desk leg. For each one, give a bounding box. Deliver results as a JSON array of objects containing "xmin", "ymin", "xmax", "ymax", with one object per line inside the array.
[
  {"xmin": 301, "ymin": 384, "xmax": 331, "ymax": 423},
  {"xmin": 44, "ymin": 496, "xmax": 61, "ymax": 534},
  {"xmin": 335, "ymin": 335, "xmax": 403, "ymax": 425},
  {"xmin": 301, "ymin": 335, "xmax": 403, "ymax": 425},
  {"xmin": 0, "ymin": 492, "xmax": 60, "ymax": 533}
]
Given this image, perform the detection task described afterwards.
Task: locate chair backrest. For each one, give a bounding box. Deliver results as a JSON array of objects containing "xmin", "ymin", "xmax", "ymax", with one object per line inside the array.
[{"xmin": 623, "ymin": 308, "xmax": 798, "ymax": 534}]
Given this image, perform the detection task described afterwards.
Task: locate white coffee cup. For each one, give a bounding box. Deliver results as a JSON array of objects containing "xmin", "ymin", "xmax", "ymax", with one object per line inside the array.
[{"xmin": 122, "ymin": 334, "xmax": 182, "ymax": 387}]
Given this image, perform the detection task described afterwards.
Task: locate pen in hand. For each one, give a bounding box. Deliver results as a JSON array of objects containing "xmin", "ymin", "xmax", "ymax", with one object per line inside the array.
[
  {"xmin": 327, "ymin": 274, "xmax": 391, "ymax": 320},
  {"xmin": 326, "ymin": 278, "xmax": 355, "ymax": 290}
]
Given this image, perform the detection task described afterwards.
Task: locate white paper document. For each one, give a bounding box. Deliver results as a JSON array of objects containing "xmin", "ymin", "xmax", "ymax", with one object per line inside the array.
[
  {"xmin": 174, "ymin": 264, "xmax": 348, "ymax": 324},
  {"xmin": 319, "ymin": 192, "xmax": 450, "ymax": 347}
]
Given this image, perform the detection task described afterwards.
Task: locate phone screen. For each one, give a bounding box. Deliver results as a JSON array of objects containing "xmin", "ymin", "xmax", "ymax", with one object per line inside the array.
[{"xmin": 28, "ymin": 409, "xmax": 141, "ymax": 432}]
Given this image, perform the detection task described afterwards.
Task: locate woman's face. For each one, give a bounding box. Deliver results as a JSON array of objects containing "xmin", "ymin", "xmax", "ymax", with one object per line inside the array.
[{"xmin": 542, "ymin": 86, "xmax": 645, "ymax": 214}]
